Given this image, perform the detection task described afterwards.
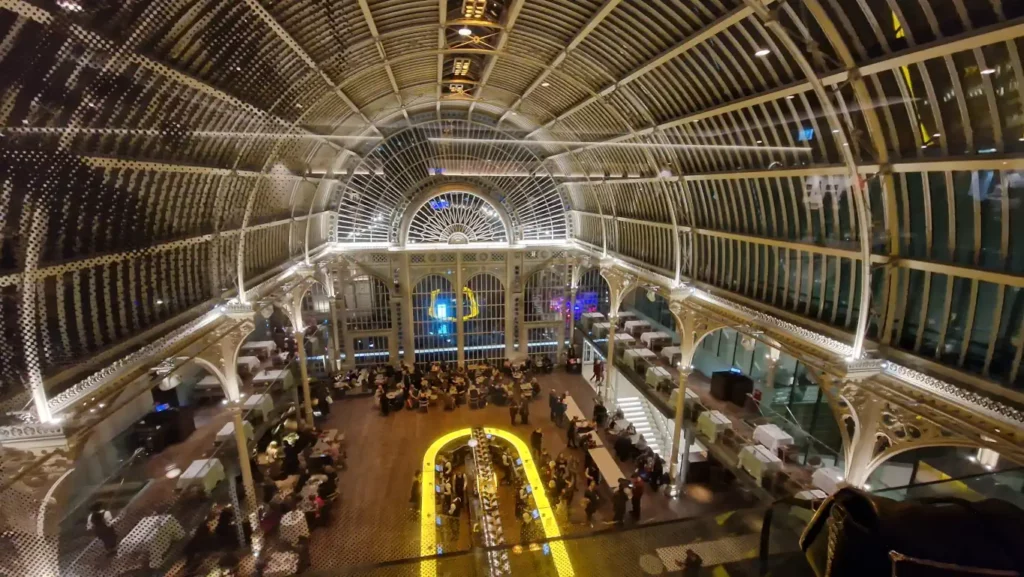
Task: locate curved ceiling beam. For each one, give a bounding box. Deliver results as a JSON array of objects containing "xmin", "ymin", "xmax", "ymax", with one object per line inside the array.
[
  {"xmin": 237, "ymin": 0, "xmax": 381, "ymax": 134},
  {"xmin": 467, "ymin": 0, "xmax": 526, "ymax": 120}
]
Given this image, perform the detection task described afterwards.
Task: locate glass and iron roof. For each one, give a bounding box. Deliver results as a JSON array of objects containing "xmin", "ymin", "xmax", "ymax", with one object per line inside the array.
[{"xmin": 0, "ymin": 0, "xmax": 1023, "ymax": 405}]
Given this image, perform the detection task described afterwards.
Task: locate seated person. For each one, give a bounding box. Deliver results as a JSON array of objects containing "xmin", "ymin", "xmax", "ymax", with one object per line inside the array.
[
  {"xmin": 614, "ymin": 434, "xmax": 633, "ymax": 461},
  {"xmin": 541, "ymin": 356, "xmax": 554, "ymax": 373}
]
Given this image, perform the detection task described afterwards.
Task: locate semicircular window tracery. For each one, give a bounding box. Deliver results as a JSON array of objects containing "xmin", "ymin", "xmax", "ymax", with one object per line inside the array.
[{"xmin": 406, "ymin": 191, "xmax": 509, "ymax": 245}]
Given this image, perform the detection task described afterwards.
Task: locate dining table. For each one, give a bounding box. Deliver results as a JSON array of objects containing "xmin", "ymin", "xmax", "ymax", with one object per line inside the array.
[
  {"xmin": 660, "ymin": 345, "xmax": 682, "ymax": 366},
  {"xmin": 739, "ymin": 444, "xmax": 782, "ymax": 485},
  {"xmin": 696, "ymin": 410, "xmax": 732, "ymax": 442},
  {"xmin": 176, "ymin": 458, "xmax": 225, "ymax": 494}
]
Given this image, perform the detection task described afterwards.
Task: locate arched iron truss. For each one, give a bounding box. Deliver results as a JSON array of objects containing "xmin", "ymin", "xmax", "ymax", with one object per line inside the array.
[
  {"xmin": 1, "ymin": 0, "xmax": 1023, "ymax": 418},
  {"xmin": 331, "ymin": 118, "xmax": 570, "ymax": 245}
]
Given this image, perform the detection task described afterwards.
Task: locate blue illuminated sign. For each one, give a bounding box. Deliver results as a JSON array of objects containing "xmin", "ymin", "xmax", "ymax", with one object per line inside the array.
[{"xmin": 798, "ymin": 127, "xmax": 814, "ymax": 142}]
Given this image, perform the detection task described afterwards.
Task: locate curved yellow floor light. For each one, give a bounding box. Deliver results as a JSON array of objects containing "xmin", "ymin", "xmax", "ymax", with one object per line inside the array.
[{"xmin": 420, "ymin": 427, "xmax": 574, "ymax": 577}]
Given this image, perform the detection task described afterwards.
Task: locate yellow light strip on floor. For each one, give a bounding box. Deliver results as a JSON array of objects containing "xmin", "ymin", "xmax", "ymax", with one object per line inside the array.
[
  {"xmin": 420, "ymin": 427, "xmax": 575, "ymax": 577},
  {"xmin": 485, "ymin": 427, "xmax": 575, "ymax": 577}
]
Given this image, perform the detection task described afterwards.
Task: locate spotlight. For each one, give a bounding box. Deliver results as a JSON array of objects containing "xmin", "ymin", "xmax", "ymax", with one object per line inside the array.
[{"xmin": 458, "ymin": 27, "xmax": 472, "ymax": 36}]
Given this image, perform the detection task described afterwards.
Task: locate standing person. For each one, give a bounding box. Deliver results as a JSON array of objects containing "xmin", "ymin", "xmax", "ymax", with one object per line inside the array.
[
  {"xmin": 583, "ymin": 482, "xmax": 600, "ymax": 527},
  {"xmin": 518, "ymin": 399, "xmax": 530, "ymax": 425},
  {"xmin": 87, "ymin": 502, "xmax": 117, "ymax": 556},
  {"xmin": 548, "ymin": 389, "xmax": 558, "ymax": 422},
  {"xmin": 508, "ymin": 400, "xmax": 519, "ymax": 426},
  {"xmin": 651, "ymin": 455, "xmax": 665, "ymax": 492},
  {"xmin": 499, "ymin": 451, "xmax": 513, "ymax": 486},
  {"xmin": 454, "ymin": 472, "xmax": 466, "ymax": 504},
  {"xmin": 554, "ymin": 394, "xmax": 567, "ymax": 426},
  {"xmin": 612, "ymin": 484, "xmax": 628, "ymax": 525},
  {"xmin": 530, "ymin": 428, "xmax": 543, "ymax": 457},
  {"xmin": 410, "ymin": 471, "xmax": 422, "ymax": 511},
  {"xmin": 566, "ymin": 417, "xmax": 578, "ymax": 448},
  {"xmin": 591, "ymin": 359, "xmax": 604, "ymax": 384},
  {"xmin": 630, "ymin": 473, "xmax": 645, "ymax": 521},
  {"xmin": 561, "ymin": 474, "xmax": 576, "ymax": 509}
]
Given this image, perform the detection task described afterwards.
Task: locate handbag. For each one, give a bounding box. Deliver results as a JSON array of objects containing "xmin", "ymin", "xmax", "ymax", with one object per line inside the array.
[{"xmin": 800, "ymin": 488, "xmax": 1024, "ymax": 577}]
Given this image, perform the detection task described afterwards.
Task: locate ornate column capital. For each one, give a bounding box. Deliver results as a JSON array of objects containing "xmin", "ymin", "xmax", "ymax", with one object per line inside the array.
[{"xmin": 599, "ymin": 261, "xmax": 637, "ymax": 313}]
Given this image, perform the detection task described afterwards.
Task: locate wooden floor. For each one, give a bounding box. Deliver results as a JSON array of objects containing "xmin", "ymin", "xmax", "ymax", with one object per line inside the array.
[{"xmin": 308, "ymin": 369, "xmax": 760, "ymax": 573}]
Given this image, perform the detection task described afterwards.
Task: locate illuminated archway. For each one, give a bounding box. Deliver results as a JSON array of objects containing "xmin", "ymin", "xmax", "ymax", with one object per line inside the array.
[{"xmin": 419, "ymin": 427, "xmax": 574, "ymax": 577}]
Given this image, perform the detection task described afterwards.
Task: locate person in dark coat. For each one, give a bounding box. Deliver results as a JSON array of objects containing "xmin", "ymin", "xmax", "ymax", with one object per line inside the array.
[
  {"xmin": 651, "ymin": 455, "xmax": 665, "ymax": 491},
  {"xmin": 530, "ymin": 428, "xmax": 543, "ymax": 456},
  {"xmin": 454, "ymin": 472, "xmax": 466, "ymax": 503},
  {"xmin": 548, "ymin": 389, "xmax": 558, "ymax": 422},
  {"xmin": 410, "ymin": 471, "xmax": 421, "ymax": 511},
  {"xmin": 567, "ymin": 417, "xmax": 578, "ymax": 448},
  {"xmin": 554, "ymin": 394, "xmax": 567, "ymax": 426},
  {"xmin": 518, "ymin": 400, "xmax": 530, "ymax": 425},
  {"xmin": 612, "ymin": 486, "xmax": 628, "ymax": 525},
  {"xmin": 583, "ymin": 482, "xmax": 600, "ymax": 526},
  {"xmin": 630, "ymin": 473, "xmax": 645, "ymax": 521},
  {"xmin": 508, "ymin": 400, "xmax": 518, "ymax": 426},
  {"xmin": 87, "ymin": 503, "xmax": 117, "ymax": 556}
]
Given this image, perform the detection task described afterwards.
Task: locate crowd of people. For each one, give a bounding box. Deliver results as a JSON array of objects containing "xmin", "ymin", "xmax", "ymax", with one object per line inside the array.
[{"xmin": 351, "ymin": 359, "xmax": 553, "ymax": 416}]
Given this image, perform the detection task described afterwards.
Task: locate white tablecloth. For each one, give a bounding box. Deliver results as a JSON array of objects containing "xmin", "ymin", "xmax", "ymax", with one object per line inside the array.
[
  {"xmin": 237, "ymin": 355, "xmax": 262, "ymax": 372},
  {"xmin": 616, "ymin": 311, "xmax": 636, "ymax": 321},
  {"xmin": 623, "ymin": 347, "xmax": 657, "ymax": 370},
  {"xmin": 253, "ymin": 368, "xmax": 294, "ymax": 390},
  {"xmin": 196, "ymin": 375, "xmax": 222, "ymax": 390},
  {"xmin": 645, "ymin": 366, "xmax": 671, "ymax": 387},
  {"xmin": 216, "ymin": 420, "xmax": 254, "ymax": 443},
  {"xmin": 244, "ymin": 393, "xmax": 274, "ymax": 420},
  {"xmin": 613, "ymin": 333, "xmax": 636, "ymax": 346},
  {"xmin": 739, "ymin": 444, "xmax": 782, "ymax": 484},
  {"xmin": 117, "ymin": 514, "xmax": 186, "ymax": 567},
  {"xmin": 280, "ymin": 510, "xmax": 309, "ymax": 545},
  {"xmin": 587, "ymin": 446, "xmax": 624, "ymax": 491},
  {"xmin": 564, "ymin": 395, "xmax": 587, "ymax": 422},
  {"xmin": 581, "ymin": 312, "xmax": 604, "ymax": 330},
  {"xmin": 624, "ymin": 320, "xmax": 651, "ymax": 333},
  {"xmin": 795, "ymin": 489, "xmax": 828, "ymax": 501},
  {"xmin": 697, "ymin": 410, "xmax": 732, "ymax": 441},
  {"xmin": 592, "ymin": 322, "xmax": 611, "ymax": 337},
  {"xmin": 753, "ymin": 424, "xmax": 795, "ymax": 453},
  {"xmin": 669, "ymin": 386, "xmax": 699, "ymax": 407},
  {"xmin": 240, "ymin": 340, "xmax": 277, "ymax": 356},
  {"xmin": 640, "ymin": 331, "xmax": 671, "ymax": 346},
  {"xmin": 176, "ymin": 458, "xmax": 225, "ymax": 493},
  {"xmin": 661, "ymin": 346, "xmax": 682, "ymax": 365},
  {"xmin": 812, "ymin": 467, "xmax": 845, "ymax": 494}
]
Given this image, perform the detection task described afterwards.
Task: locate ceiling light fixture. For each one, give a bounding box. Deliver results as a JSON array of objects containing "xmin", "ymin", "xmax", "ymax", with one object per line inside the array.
[
  {"xmin": 458, "ymin": 27, "xmax": 473, "ymax": 36},
  {"xmin": 541, "ymin": 82, "xmax": 550, "ymax": 87},
  {"xmin": 754, "ymin": 49, "xmax": 770, "ymax": 57},
  {"xmin": 981, "ymin": 68, "xmax": 995, "ymax": 75}
]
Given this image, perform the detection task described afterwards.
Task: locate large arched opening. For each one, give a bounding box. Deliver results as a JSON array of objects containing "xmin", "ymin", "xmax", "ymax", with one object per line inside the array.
[
  {"xmin": 412, "ymin": 274, "xmax": 459, "ymax": 367},
  {"xmin": 462, "ymin": 273, "xmax": 506, "ymax": 364}
]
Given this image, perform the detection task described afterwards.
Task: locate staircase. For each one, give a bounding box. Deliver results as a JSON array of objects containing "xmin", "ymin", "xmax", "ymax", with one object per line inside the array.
[{"xmin": 616, "ymin": 396, "xmax": 668, "ymax": 460}]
